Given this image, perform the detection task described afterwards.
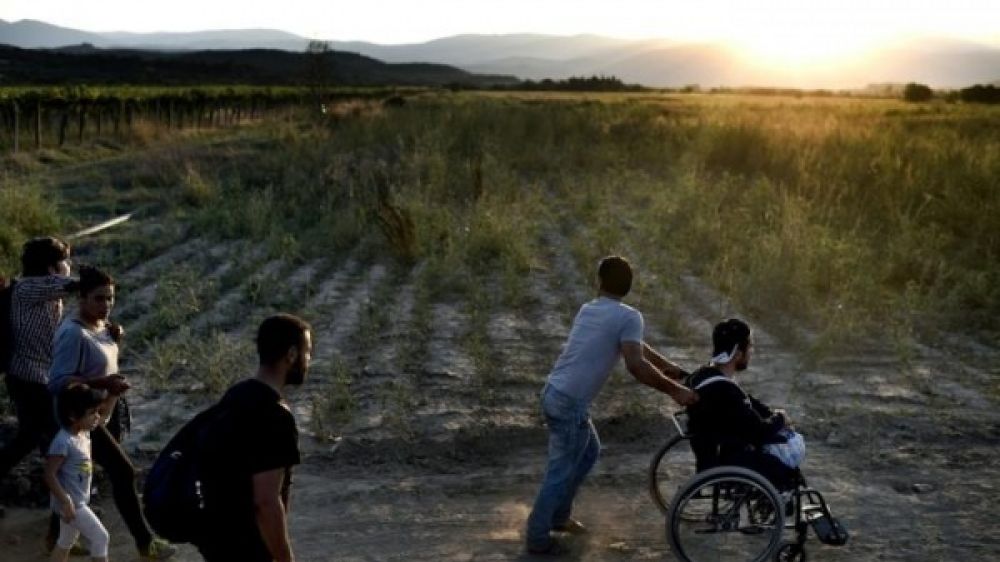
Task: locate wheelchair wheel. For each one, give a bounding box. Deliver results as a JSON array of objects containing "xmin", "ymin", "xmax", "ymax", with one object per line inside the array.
[
  {"xmin": 648, "ymin": 434, "xmax": 697, "ymax": 514},
  {"xmin": 667, "ymin": 466, "xmax": 785, "ymax": 562}
]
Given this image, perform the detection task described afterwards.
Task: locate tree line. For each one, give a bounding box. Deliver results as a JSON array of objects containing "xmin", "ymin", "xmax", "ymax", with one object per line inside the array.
[
  {"xmin": 0, "ymin": 86, "xmax": 402, "ymax": 153},
  {"xmin": 903, "ymin": 82, "xmax": 1000, "ymax": 103}
]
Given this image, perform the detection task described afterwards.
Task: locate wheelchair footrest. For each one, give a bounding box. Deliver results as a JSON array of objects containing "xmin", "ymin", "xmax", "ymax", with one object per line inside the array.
[{"xmin": 810, "ymin": 514, "xmax": 849, "ymax": 546}]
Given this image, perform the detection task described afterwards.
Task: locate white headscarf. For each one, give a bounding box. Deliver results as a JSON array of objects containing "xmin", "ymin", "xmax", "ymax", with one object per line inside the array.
[{"xmin": 710, "ymin": 343, "xmax": 741, "ymax": 365}]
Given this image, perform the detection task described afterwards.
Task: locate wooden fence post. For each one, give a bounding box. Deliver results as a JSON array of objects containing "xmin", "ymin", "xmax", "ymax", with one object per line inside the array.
[
  {"xmin": 114, "ymin": 100, "xmax": 123, "ymax": 136},
  {"xmin": 78, "ymin": 104, "xmax": 86, "ymax": 143},
  {"xmin": 58, "ymin": 110, "xmax": 69, "ymax": 147},
  {"xmin": 12, "ymin": 100, "xmax": 19, "ymax": 154},
  {"xmin": 35, "ymin": 100, "xmax": 42, "ymax": 150}
]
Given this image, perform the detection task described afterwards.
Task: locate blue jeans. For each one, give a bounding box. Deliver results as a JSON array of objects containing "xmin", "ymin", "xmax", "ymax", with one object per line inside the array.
[{"xmin": 525, "ymin": 385, "xmax": 601, "ymax": 548}]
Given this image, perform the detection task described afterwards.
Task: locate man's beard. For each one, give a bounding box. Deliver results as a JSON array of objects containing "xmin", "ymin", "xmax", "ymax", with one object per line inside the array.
[
  {"xmin": 735, "ymin": 359, "xmax": 749, "ymax": 371},
  {"xmin": 286, "ymin": 357, "xmax": 307, "ymax": 386}
]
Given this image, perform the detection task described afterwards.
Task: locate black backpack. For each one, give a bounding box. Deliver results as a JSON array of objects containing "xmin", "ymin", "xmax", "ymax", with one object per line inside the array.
[
  {"xmin": 143, "ymin": 402, "xmax": 229, "ymax": 543},
  {"xmin": 0, "ymin": 279, "xmax": 15, "ymax": 376}
]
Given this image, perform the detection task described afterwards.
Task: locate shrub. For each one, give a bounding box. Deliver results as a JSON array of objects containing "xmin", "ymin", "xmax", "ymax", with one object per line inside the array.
[
  {"xmin": 0, "ymin": 184, "xmax": 62, "ymax": 276},
  {"xmin": 903, "ymin": 83, "xmax": 934, "ymax": 102}
]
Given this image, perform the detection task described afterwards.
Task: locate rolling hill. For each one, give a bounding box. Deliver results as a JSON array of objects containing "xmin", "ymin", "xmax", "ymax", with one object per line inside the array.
[
  {"xmin": 2, "ymin": 19, "xmax": 999, "ymax": 88},
  {"xmin": 0, "ymin": 43, "xmax": 517, "ymax": 87}
]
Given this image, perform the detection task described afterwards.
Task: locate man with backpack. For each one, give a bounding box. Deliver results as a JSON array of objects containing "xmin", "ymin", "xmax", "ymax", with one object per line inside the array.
[{"xmin": 163, "ymin": 314, "xmax": 311, "ymax": 562}]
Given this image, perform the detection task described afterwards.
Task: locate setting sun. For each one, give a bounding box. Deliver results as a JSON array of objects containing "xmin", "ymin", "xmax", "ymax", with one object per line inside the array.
[
  {"xmin": 728, "ymin": 27, "xmax": 883, "ymax": 68},
  {"xmin": 691, "ymin": 4, "xmax": 901, "ymax": 68}
]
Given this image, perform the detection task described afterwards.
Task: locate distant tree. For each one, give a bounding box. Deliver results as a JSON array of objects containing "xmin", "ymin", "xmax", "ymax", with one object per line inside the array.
[
  {"xmin": 959, "ymin": 84, "xmax": 1000, "ymax": 104},
  {"xmin": 903, "ymin": 82, "xmax": 934, "ymax": 102},
  {"xmin": 513, "ymin": 75, "xmax": 642, "ymax": 92}
]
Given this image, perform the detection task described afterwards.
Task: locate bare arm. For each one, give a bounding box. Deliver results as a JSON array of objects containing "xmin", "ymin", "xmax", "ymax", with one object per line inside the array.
[
  {"xmin": 254, "ymin": 468, "xmax": 294, "ymax": 562},
  {"xmin": 44, "ymin": 455, "xmax": 76, "ymax": 522},
  {"xmin": 642, "ymin": 342, "xmax": 689, "ymax": 381},
  {"xmin": 281, "ymin": 469, "xmax": 292, "ymax": 513},
  {"xmin": 622, "ymin": 342, "xmax": 698, "ymax": 406}
]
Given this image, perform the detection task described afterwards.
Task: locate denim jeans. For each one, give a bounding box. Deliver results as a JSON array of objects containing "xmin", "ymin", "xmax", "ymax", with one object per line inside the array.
[{"xmin": 525, "ymin": 384, "xmax": 601, "ymax": 548}]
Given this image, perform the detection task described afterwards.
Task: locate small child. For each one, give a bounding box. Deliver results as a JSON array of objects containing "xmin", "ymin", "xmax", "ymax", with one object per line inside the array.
[{"xmin": 44, "ymin": 385, "xmax": 110, "ymax": 562}]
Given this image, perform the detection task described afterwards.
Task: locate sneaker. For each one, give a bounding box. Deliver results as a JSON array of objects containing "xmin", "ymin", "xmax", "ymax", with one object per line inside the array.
[
  {"xmin": 526, "ymin": 537, "xmax": 570, "ymax": 556},
  {"xmin": 139, "ymin": 538, "xmax": 178, "ymax": 560},
  {"xmin": 553, "ymin": 519, "xmax": 587, "ymax": 535}
]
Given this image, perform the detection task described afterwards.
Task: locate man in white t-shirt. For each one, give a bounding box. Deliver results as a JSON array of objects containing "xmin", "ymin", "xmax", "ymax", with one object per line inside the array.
[{"xmin": 525, "ymin": 256, "xmax": 697, "ymax": 554}]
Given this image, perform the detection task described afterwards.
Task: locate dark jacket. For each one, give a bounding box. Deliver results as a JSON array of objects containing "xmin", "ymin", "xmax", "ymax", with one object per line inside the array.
[{"xmin": 685, "ymin": 366, "xmax": 786, "ymax": 471}]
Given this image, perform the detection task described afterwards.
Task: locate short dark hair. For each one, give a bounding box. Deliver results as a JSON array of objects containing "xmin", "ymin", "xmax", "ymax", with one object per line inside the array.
[
  {"xmin": 712, "ymin": 318, "xmax": 752, "ymax": 356},
  {"xmin": 256, "ymin": 313, "xmax": 311, "ymax": 366},
  {"xmin": 598, "ymin": 255, "xmax": 633, "ymax": 297},
  {"xmin": 78, "ymin": 264, "xmax": 114, "ymax": 297},
  {"xmin": 21, "ymin": 237, "xmax": 70, "ymax": 276},
  {"xmin": 56, "ymin": 385, "xmax": 105, "ymax": 428}
]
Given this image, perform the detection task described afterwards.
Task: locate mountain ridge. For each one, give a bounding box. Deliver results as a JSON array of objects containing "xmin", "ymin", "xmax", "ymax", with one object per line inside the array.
[
  {"xmin": 0, "ymin": 43, "xmax": 518, "ymax": 87},
  {"xmin": 2, "ymin": 19, "xmax": 998, "ymax": 88}
]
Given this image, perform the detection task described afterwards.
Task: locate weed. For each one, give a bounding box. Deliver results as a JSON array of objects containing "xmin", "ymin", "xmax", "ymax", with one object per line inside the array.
[
  {"xmin": 135, "ymin": 264, "xmax": 217, "ymax": 343},
  {"xmin": 378, "ymin": 378, "xmax": 417, "ymax": 441},
  {"xmin": 142, "ymin": 328, "xmax": 254, "ymax": 396},
  {"xmin": 0, "ymin": 182, "xmax": 62, "ymax": 275},
  {"xmin": 309, "ymin": 358, "xmax": 356, "ymax": 441}
]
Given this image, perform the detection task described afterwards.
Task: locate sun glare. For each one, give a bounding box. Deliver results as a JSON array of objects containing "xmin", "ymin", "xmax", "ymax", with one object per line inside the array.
[
  {"xmin": 687, "ymin": 2, "xmax": 906, "ymax": 69},
  {"xmin": 725, "ymin": 22, "xmax": 885, "ymax": 69},
  {"xmin": 730, "ymin": 32, "xmax": 878, "ymax": 68}
]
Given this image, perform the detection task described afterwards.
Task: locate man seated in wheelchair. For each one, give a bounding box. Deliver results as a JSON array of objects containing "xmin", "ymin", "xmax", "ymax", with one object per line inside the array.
[{"xmin": 685, "ymin": 318, "xmax": 804, "ymax": 491}]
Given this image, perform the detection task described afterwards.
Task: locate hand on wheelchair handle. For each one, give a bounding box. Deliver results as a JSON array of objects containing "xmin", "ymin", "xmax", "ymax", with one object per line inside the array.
[{"xmin": 671, "ymin": 386, "xmax": 699, "ymax": 407}]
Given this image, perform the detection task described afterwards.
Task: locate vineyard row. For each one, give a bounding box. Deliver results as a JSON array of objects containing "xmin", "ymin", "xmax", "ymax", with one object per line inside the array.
[{"xmin": 0, "ymin": 86, "xmax": 411, "ymax": 152}]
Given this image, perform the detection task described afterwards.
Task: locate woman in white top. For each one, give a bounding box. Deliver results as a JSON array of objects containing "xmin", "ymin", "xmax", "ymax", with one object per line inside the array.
[{"xmin": 49, "ymin": 265, "xmax": 176, "ymax": 560}]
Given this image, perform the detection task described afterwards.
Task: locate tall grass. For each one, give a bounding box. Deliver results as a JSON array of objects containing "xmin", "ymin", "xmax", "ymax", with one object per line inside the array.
[
  {"xmin": 648, "ymin": 97, "xmax": 1000, "ymax": 343},
  {"xmin": 13, "ymin": 93, "xmax": 996, "ymax": 352},
  {"xmin": 178, "ymin": 94, "xmax": 997, "ymax": 347},
  {"xmin": 0, "ymin": 182, "xmax": 63, "ymax": 276}
]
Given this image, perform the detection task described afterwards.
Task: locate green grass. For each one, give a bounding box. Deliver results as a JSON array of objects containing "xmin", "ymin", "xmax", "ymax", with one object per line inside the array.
[
  {"xmin": 0, "ymin": 182, "xmax": 63, "ymax": 275},
  {"xmin": 6, "ymin": 92, "xmax": 998, "ymax": 356},
  {"xmin": 142, "ymin": 328, "xmax": 254, "ymax": 396}
]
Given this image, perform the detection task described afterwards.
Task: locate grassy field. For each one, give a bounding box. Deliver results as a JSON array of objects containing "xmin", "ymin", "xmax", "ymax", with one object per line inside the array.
[
  {"xmin": 3, "ymin": 92, "xmax": 999, "ymax": 351},
  {"xmin": 2, "ymin": 91, "xmax": 999, "ymax": 561}
]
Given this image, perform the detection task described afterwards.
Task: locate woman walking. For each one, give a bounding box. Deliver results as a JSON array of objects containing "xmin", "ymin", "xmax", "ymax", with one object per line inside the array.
[{"xmin": 49, "ymin": 265, "xmax": 176, "ymax": 560}]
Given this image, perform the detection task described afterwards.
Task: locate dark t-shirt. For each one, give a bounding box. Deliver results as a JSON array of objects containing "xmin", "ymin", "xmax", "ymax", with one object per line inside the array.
[
  {"xmin": 685, "ymin": 366, "xmax": 785, "ymax": 471},
  {"xmin": 201, "ymin": 378, "xmax": 300, "ymax": 527}
]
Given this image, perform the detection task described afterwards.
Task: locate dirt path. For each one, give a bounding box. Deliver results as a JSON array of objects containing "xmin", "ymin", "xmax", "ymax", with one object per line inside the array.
[{"xmin": 3, "ymin": 231, "xmax": 999, "ymax": 561}]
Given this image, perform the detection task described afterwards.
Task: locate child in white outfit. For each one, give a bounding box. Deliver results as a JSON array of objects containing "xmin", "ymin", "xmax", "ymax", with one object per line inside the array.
[{"xmin": 44, "ymin": 385, "xmax": 110, "ymax": 562}]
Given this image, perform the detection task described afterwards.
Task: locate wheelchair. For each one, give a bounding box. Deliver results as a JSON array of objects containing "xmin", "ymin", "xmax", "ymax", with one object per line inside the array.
[{"xmin": 649, "ymin": 412, "xmax": 848, "ymax": 562}]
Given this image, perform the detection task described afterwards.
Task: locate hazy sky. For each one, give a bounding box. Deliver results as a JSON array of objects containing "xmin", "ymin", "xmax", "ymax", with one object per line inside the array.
[{"xmin": 3, "ymin": 0, "xmax": 998, "ymax": 49}]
